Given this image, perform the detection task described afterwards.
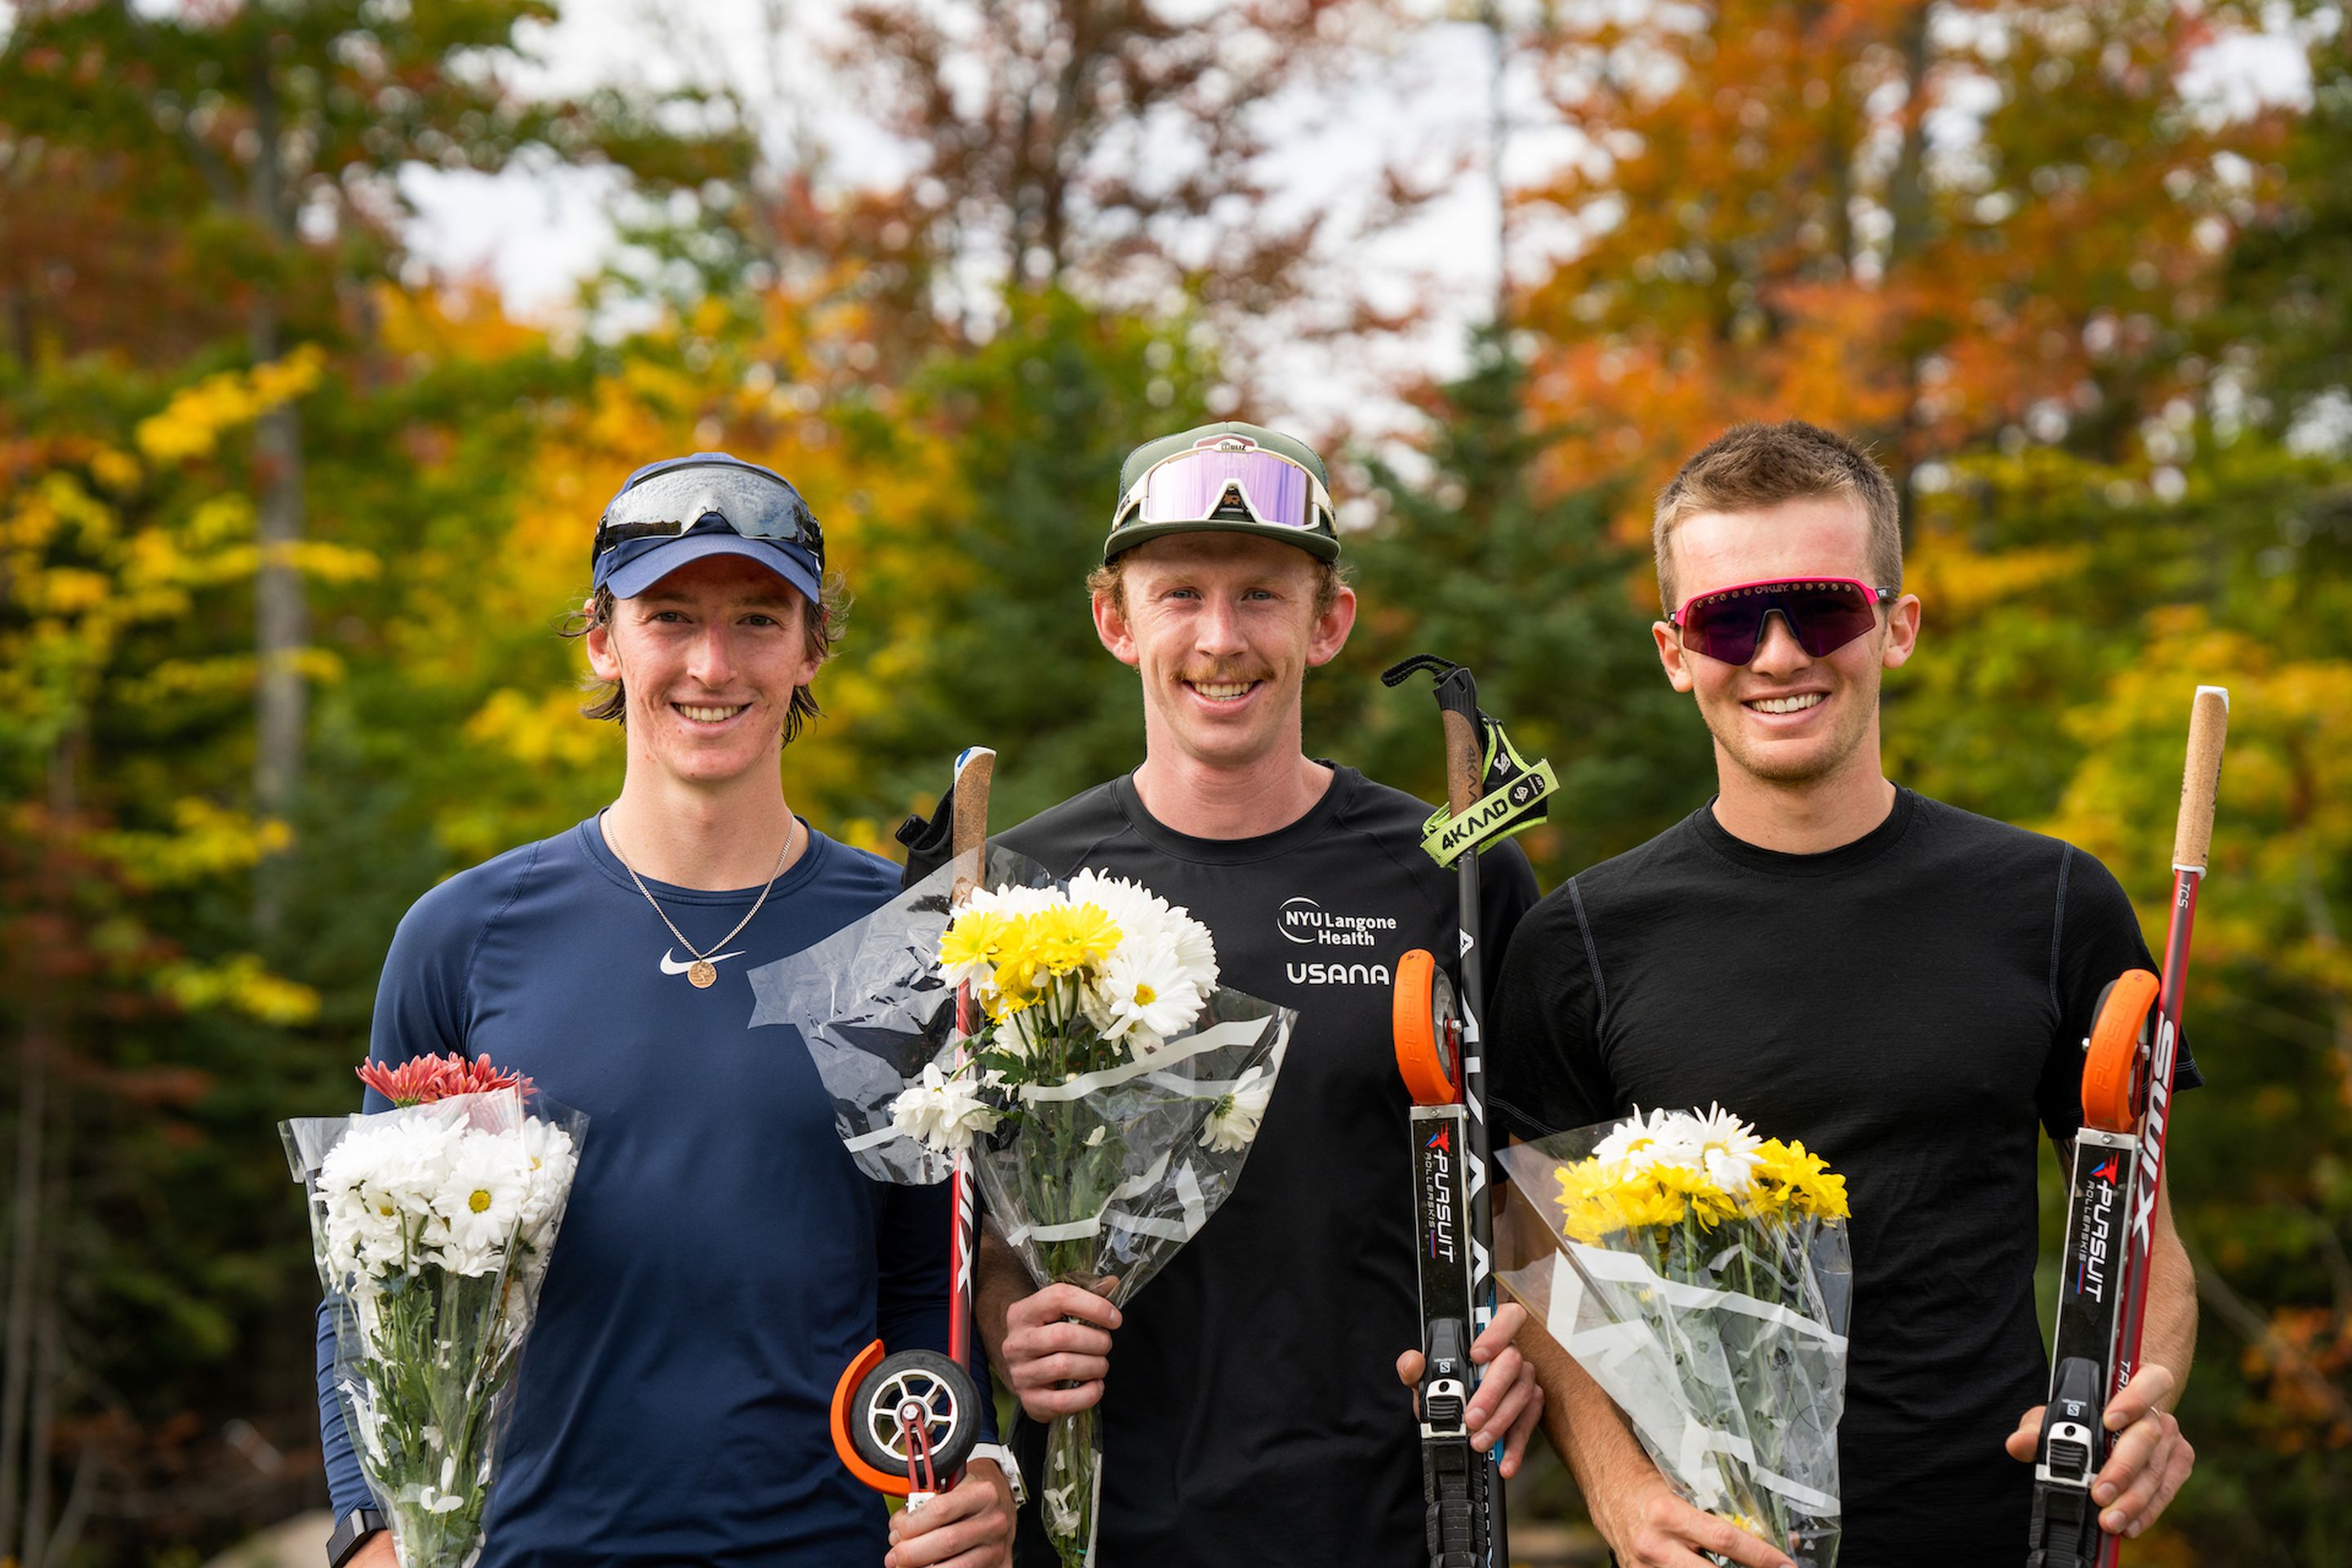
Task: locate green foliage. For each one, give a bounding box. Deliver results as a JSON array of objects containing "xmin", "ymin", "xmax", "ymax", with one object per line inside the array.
[
  {"xmin": 1, "ymin": 4, "xmax": 2348, "ymax": 1564},
  {"xmin": 1906, "ymin": 428, "xmax": 2352, "ymax": 1561},
  {"xmin": 1327, "ymin": 329, "xmax": 1713, "ymax": 881},
  {"xmin": 833, "ymin": 289, "xmax": 1223, "ymax": 831}
]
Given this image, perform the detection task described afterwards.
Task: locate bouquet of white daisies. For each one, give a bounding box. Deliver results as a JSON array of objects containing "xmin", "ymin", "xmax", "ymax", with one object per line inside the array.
[
  {"xmin": 1496, "ymin": 1106, "xmax": 1853, "ymax": 1568},
  {"xmin": 283, "ymin": 1055, "xmax": 586, "ymax": 1568},
  {"xmin": 751, "ymin": 849, "xmax": 1294, "ymax": 1568}
]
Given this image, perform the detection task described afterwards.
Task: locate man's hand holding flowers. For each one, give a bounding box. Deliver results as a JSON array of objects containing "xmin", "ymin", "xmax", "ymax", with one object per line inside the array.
[{"xmin": 999, "ymin": 1281, "xmax": 1122, "ymax": 1422}]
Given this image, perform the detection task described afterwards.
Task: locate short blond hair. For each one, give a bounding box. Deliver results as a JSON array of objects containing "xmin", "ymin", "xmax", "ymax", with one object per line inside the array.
[{"xmin": 1652, "ymin": 421, "xmax": 1902, "ymax": 614}]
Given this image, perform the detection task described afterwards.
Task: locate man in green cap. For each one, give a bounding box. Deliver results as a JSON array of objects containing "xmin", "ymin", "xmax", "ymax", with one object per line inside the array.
[{"xmin": 908, "ymin": 423, "xmax": 1546, "ymax": 1565}]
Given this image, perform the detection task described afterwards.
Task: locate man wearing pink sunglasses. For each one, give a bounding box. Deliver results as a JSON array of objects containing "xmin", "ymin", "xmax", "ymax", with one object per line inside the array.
[{"xmin": 1489, "ymin": 421, "xmax": 2201, "ymax": 1567}]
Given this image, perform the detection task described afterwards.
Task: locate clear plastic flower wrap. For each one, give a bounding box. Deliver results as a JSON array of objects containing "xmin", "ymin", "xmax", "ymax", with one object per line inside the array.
[
  {"xmin": 283, "ymin": 1063, "xmax": 586, "ymax": 1568},
  {"xmin": 1495, "ymin": 1108, "xmax": 1853, "ymax": 1568},
  {"xmin": 749, "ymin": 848, "xmax": 1296, "ymax": 1568}
]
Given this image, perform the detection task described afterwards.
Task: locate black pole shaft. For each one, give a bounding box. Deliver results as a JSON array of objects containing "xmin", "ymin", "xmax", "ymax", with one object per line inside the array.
[{"xmin": 1455, "ymin": 849, "xmax": 1508, "ymax": 1568}]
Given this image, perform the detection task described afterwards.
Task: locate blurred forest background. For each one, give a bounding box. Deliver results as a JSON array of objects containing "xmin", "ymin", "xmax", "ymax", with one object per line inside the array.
[{"xmin": 1, "ymin": 0, "xmax": 2347, "ymax": 1563}]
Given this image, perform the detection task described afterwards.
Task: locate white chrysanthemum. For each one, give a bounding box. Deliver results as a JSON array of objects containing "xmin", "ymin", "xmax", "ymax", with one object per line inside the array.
[
  {"xmin": 1165, "ymin": 908, "xmax": 1218, "ymax": 993},
  {"xmin": 433, "ymin": 1129, "xmax": 529, "ymax": 1260},
  {"xmin": 1592, "ymin": 1106, "xmax": 1702, "ymax": 1174},
  {"xmin": 437, "ymin": 1236, "xmax": 508, "ymax": 1278},
  {"xmin": 961, "ymin": 883, "xmax": 1062, "ymax": 920},
  {"xmin": 322, "ymin": 1119, "xmax": 459, "ymax": 1275},
  {"xmin": 516, "ymin": 1116, "xmax": 578, "ymax": 1241},
  {"xmin": 1687, "ymin": 1102, "xmax": 1763, "ymax": 1192},
  {"xmin": 987, "ymin": 1001, "xmax": 1051, "ymax": 1061},
  {"xmin": 320, "ymin": 1184, "xmax": 398, "ymax": 1281},
  {"xmin": 341, "ymin": 1378, "xmax": 390, "ymax": 1463},
  {"xmin": 1068, "ymin": 870, "xmax": 1174, "ymax": 956},
  {"xmin": 888, "ymin": 1063, "xmax": 1002, "ymax": 1154},
  {"xmin": 1086, "ymin": 945, "xmax": 1206, "ymax": 1051},
  {"xmin": 1197, "ymin": 1066, "xmax": 1274, "ymax": 1153},
  {"xmin": 378, "ymin": 1116, "xmax": 467, "ymax": 1216}
]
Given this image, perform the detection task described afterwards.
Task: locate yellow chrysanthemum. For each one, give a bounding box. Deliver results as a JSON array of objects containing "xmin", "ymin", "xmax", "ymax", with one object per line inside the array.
[
  {"xmin": 1649, "ymin": 1163, "xmax": 1742, "ymax": 1230},
  {"xmin": 1025, "ymin": 902, "xmax": 1123, "ymax": 977},
  {"xmin": 1611, "ymin": 1170, "xmax": 1693, "ymax": 1231},
  {"xmin": 1554, "ymin": 1160, "xmax": 1631, "ymax": 1244},
  {"xmin": 1554, "ymin": 1158, "xmax": 1697, "ymax": 1240},
  {"xmin": 940, "ymin": 909, "xmax": 1013, "ymax": 975},
  {"xmin": 1753, "ymin": 1138, "xmax": 1851, "ymax": 1220},
  {"xmin": 978, "ymin": 982, "xmax": 1037, "ymax": 1022}
]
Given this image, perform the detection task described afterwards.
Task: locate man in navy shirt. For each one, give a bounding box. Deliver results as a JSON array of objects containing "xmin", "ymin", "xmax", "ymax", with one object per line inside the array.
[{"xmin": 317, "ymin": 455, "xmax": 1014, "ymax": 1568}]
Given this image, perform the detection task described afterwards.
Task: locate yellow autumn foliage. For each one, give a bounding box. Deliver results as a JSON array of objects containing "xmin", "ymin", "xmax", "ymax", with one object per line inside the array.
[{"xmin": 135, "ymin": 345, "xmax": 329, "ymax": 463}]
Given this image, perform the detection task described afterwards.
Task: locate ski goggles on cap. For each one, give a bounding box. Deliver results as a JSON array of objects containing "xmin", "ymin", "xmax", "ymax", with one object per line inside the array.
[
  {"xmin": 1668, "ymin": 577, "xmax": 1895, "ymax": 665},
  {"xmin": 591, "ymin": 460, "xmax": 824, "ymax": 568},
  {"xmin": 1111, "ymin": 436, "xmax": 1336, "ymax": 541}
]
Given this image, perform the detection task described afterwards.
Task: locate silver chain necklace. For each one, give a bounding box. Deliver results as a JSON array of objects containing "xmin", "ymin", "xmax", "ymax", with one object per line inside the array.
[{"xmin": 604, "ymin": 813, "xmax": 796, "ymax": 988}]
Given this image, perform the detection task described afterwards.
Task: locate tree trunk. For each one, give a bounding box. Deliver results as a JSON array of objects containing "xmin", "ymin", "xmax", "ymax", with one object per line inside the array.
[
  {"xmin": 0, "ymin": 1022, "xmax": 44, "ymax": 1557},
  {"xmin": 18, "ymin": 1251, "xmax": 56, "ymax": 1568},
  {"xmin": 1486, "ymin": 0, "xmax": 1511, "ymax": 329},
  {"xmin": 39, "ymin": 1443, "xmax": 93, "ymax": 1568},
  {"xmin": 1885, "ymin": 0, "xmax": 1936, "ymax": 539},
  {"xmin": 247, "ymin": 46, "xmax": 307, "ymax": 935}
]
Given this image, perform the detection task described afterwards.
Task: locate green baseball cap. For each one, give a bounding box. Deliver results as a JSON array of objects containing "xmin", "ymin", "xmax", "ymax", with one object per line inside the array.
[{"xmin": 1105, "ymin": 421, "xmax": 1340, "ymax": 564}]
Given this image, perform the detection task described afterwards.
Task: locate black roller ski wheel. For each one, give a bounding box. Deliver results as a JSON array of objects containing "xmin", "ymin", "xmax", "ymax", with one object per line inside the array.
[{"xmin": 846, "ymin": 1349, "xmax": 981, "ymax": 1485}]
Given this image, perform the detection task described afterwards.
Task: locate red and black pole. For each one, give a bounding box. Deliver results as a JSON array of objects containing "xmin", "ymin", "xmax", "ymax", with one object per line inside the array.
[{"xmin": 2029, "ymin": 688, "xmax": 2225, "ymax": 1568}]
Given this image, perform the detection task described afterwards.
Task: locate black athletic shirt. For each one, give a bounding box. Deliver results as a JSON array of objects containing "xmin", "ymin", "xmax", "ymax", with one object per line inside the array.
[
  {"xmin": 1486, "ymin": 788, "xmax": 2200, "ymax": 1567},
  {"xmin": 980, "ymin": 767, "xmax": 1539, "ymax": 1567}
]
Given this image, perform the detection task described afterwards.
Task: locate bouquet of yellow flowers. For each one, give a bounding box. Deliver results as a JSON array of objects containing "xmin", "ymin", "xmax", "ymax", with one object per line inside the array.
[
  {"xmin": 1497, "ymin": 1107, "xmax": 1853, "ymax": 1568},
  {"xmin": 751, "ymin": 849, "xmax": 1294, "ymax": 1568}
]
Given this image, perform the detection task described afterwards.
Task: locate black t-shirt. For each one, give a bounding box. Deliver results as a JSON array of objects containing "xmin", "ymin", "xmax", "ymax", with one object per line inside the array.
[
  {"xmin": 1486, "ymin": 788, "xmax": 2199, "ymax": 1567},
  {"xmin": 983, "ymin": 767, "xmax": 1539, "ymax": 1568}
]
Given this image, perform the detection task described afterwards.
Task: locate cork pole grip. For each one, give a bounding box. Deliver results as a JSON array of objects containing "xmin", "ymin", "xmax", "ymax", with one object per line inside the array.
[
  {"xmin": 1441, "ymin": 708, "xmax": 1481, "ymax": 817},
  {"xmin": 2172, "ymin": 686, "xmax": 2229, "ymax": 872},
  {"xmin": 951, "ymin": 749, "xmax": 994, "ymax": 905}
]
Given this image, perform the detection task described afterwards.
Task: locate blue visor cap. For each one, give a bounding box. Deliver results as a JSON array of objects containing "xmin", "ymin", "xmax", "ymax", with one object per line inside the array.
[{"xmin": 590, "ymin": 453, "xmax": 826, "ymax": 604}]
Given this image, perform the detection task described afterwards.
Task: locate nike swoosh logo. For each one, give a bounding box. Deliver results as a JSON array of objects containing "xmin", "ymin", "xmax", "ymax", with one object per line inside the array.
[{"xmin": 660, "ymin": 948, "xmax": 746, "ymax": 974}]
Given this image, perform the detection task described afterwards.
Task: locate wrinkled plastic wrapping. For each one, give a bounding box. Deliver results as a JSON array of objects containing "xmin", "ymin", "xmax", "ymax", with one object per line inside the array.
[
  {"xmin": 748, "ymin": 845, "xmax": 1053, "ymax": 1183},
  {"xmin": 749, "ymin": 848, "xmax": 1298, "ymax": 1568},
  {"xmin": 284, "ymin": 1089, "xmax": 587, "ymax": 1568},
  {"xmin": 1498, "ymin": 1126, "xmax": 1851, "ymax": 1568}
]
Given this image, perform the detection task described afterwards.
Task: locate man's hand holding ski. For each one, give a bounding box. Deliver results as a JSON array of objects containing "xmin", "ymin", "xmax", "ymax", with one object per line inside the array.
[
  {"xmin": 1391, "ymin": 1300, "xmax": 1547, "ymax": 1477},
  {"xmin": 885, "ymin": 1459, "xmax": 1018, "ymax": 1568},
  {"xmin": 2007, "ymin": 1362, "xmax": 2194, "ymax": 1544}
]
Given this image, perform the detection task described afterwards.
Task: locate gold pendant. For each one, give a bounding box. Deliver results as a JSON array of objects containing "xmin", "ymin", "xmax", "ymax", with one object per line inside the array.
[{"xmin": 688, "ymin": 960, "xmax": 717, "ymax": 989}]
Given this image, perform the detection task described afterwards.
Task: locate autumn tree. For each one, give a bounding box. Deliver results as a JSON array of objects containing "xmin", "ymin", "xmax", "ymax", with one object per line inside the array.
[
  {"xmin": 1508, "ymin": 0, "xmax": 2298, "ymax": 519},
  {"xmin": 0, "ymin": 0, "xmax": 726, "ymax": 925},
  {"xmin": 1323, "ymin": 327, "xmax": 1710, "ymax": 878}
]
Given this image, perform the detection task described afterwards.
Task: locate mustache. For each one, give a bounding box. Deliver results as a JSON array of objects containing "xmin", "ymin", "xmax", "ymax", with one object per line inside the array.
[{"xmin": 1179, "ymin": 662, "xmax": 1274, "ymax": 684}]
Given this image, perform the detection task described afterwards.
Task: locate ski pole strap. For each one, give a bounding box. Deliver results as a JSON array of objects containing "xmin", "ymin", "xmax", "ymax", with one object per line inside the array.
[
  {"xmin": 1382, "ymin": 655, "xmax": 1558, "ymax": 866},
  {"xmin": 1416, "ymin": 715, "xmax": 1556, "ymax": 866}
]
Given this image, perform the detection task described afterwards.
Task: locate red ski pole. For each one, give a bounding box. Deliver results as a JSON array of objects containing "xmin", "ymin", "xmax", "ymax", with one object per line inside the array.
[
  {"xmin": 831, "ymin": 746, "xmax": 995, "ymax": 1506},
  {"xmin": 2100, "ymin": 687, "xmax": 2228, "ymax": 1566},
  {"xmin": 944, "ymin": 748, "xmax": 995, "ymax": 1378}
]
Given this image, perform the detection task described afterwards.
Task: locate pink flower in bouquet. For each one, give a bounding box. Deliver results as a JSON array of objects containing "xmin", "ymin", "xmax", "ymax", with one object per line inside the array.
[{"xmin": 357, "ymin": 1052, "xmax": 534, "ymax": 1107}]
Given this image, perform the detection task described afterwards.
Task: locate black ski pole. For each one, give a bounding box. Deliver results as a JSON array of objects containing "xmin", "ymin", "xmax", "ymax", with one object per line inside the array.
[{"xmin": 1384, "ymin": 654, "xmax": 1512, "ymax": 1568}]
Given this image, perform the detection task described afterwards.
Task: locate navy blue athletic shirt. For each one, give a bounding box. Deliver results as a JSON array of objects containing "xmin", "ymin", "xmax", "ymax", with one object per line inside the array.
[{"xmin": 315, "ymin": 816, "xmax": 986, "ymax": 1566}]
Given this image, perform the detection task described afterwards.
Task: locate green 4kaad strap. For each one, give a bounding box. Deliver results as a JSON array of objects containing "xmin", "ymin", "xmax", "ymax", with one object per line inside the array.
[{"xmin": 1418, "ymin": 710, "xmax": 1557, "ymax": 866}]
